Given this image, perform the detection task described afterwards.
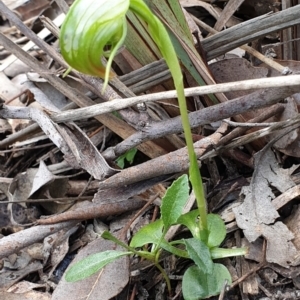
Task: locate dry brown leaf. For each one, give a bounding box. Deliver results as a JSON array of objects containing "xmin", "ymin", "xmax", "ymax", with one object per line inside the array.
[
  {"xmin": 56, "ymin": 123, "xmax": 117, "ymax": 180},
  {"xmin": 7, "ymin": 280, "xmax": 46, "ymax": 293},
  {"xmin": 52, "ymin": 239, "xmax": 129, "ymax": 300},
  {"xmin": 43, "ymin": 227, "xmax": 78, "ymax": 279},
  {"xmin": 209, "ymin": 57, "xmax": 268, "ymax": 99},
  {"xmin": 0, "ymin": 261, "xmax": 42, "ymax": 290},
  {"xmin": 285, "ymin": 205, "xmax": 300, "ymax": 265},
  {"xmin": 0, "ymin": 291, "xmax": 50, "ymax": 300},
  {"xmin": 259, "ymin": 60, "xmax": 300, "ymax": 156},
  {"xmin": 233, "ymin": 148, "xmax": 298, "ymax": 267}
]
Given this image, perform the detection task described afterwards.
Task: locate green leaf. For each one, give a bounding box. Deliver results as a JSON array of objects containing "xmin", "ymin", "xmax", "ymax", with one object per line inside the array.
[
  {"xmin": 176, "ymin": 209, "xmax": 200, "ymax": 239},
  {"xmin": 116, "ymin": 148, "xmax": 137, "ymax": 169},
  {"xmin": 65, "ymin": 250, "xmax": 132, "ymax": 282},
  {"xmin": 207, "ymin": 214, "xmax": 226, "ymax": 248},
  {"xmin": 182, "ymin": 263, "xmax": 232, "ymax": 300},
  {"xmin": 184, "ymin": 238, "xmax": 213, "ymax": 274},
  {"xmin": 161, "ymin": 174, "xmax": 189, "ymax": 228},
  {"xmin": 130, "ymin": 219, "xmax": 164, "ymax": 248},
  {"xmin": 129, "ymin": 219, "xmax": 189, "ymax": 257},
  {"xmin": 176, "ymin": 212, "xmax": 227, "ymax": 247}
]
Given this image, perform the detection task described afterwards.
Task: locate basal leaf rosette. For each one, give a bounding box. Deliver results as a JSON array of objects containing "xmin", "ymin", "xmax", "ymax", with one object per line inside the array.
[{"xmin": 60, "ymin": 0, "xmax": 129, "ymax": 88}]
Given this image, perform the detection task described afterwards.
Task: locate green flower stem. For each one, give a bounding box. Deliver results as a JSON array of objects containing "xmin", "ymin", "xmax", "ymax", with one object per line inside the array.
[{"xmin": 130, "ymin": 0, "xmax": 208, "ymax": 240}]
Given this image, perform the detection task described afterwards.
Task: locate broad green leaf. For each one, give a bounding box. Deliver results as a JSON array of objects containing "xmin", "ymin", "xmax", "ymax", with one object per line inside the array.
[
  {"xmin": 211, "ymin": 247, "xmax": 248, "ymax": 260},
  {"xmin": 176, "ymin": 209, "xmax": 199, "ymax": 238},
  {"xmin": 207, "ymin": 214, "xmax": 226, "ymax": 248},
  {"xmin": 176, "ymin": 212, "xmax": 227, "ymax": 247},
  {"xmin": 184, "ymin": 238, "xmax": 213, "ymax": 274},
  {"xmin": 116, "ymin": 148, "xmax": 137, "ymax": 169},
  {"xmin": 182, "ymin": 263, "xmax": 232, "ymax": 300},
  {"xmin": 161, "ymin": 174, "xmax": 189, "ymax": 228},
  {"xmin": 65, "ymin": 250, "xmax": 132, "ymax": 282},
  {"xmin": 130, "ymin": 219, "xmax": 164, "ymax": 248},
  {"xmin": 124, "ymin": 147, "xmax": 137, "ymax": 163},
  {"xmin": 129, "ymin": 219, "xmax": 189, "ymax": 257}
]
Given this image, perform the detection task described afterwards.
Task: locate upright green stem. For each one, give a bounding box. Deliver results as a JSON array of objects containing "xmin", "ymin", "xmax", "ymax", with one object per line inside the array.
[{"xmin": 130, "ymin": 0, "xmax": 208, "ymax": 240}]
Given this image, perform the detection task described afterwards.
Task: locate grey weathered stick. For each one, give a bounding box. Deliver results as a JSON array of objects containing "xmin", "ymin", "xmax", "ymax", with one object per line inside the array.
[
  {"xmin": 0, "ymin": 221, "xmax": 78, "ymax": 259},
  {"xmin": 110, "ymin": 84, "xmax": 300, "ymax": 159},
  {"xmin": 98, "ymin": 123, "xmax": 229, "ymax": 189},
  {"xmin": 202, "ymin": 5, "xmax": 300, "ymax": 60},
  {"xmin": 50, "ymin": 75, "xmax": 300, "ymax": 123}
]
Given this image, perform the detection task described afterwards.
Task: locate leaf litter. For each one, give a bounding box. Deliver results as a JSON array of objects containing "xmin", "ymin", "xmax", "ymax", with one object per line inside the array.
[
  {"xmin": 0, "ymin": 0, "xmax": 299, "ymax": 299},
  {"xmin": 233, "ymin": 148, "xmax": 299, "ymax": 267}
]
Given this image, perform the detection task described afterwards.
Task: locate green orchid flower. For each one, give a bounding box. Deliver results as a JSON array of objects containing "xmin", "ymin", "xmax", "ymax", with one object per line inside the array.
[
  {"xmin": 60, "ymin": 0, "xmax": 207, "ymax": 238},
  {"xmin": 60, "ymin": 0, "xmax": 129, "ymax": 87}
]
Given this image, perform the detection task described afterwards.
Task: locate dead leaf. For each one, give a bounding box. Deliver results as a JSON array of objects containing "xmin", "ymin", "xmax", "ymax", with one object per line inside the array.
[
  {"xmin": 270, "ymin": 97, "xmax": 300, "ymax": 157},
  {"xmin": 284, "ymin": 205, "xmax": 300, "ymax": 265},
  {"xmin": 7, "ymin": 280, "xmax": 46, "ymax": 293},
  {"xmin": 29, "ymin": 161, "xmax": 56, "ymax": 196},
  {"xmin": 52, "ymin": 239, "xmax": 129, "ymax": 300},
  {"xmin": 5, "ymin": 170, "xmax": 41, "ymax": 227},
  {"xmin": 260, "ymin": 60, "xmax": 300, "ymax": 157},
  {"xmin": 43, "ymin": 227, "xmax": 78, "ymax": 279},
  {"xmin": 180, "ymin": 0, "xmax": 220, "ymax": 20},
  {"xmin": 209, "ymin": 57, "xmax": 268, "ymax": 99},
  {"xmin": 55, "ymin": 123, "xmax": 117, "ymax": 180},
  {"xmin": 0, "ymin": 290, "xmax": 51, "ymax": 300},
  {"xmin": 233, "ymin": 148, "xmax": 298, "ymax": 267},
  {"xmin": 0, "ymin": 261, "xmax": 42, "ymax": 290}
]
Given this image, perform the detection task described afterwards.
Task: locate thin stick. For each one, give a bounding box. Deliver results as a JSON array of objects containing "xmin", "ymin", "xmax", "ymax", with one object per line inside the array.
[
  {"xmin": 51, "ymin": 75, "xmax": 300, "ymax": 123},
  {"xmin": 192, "ymin": 15, "xmax": 290, "ymax": 74}
]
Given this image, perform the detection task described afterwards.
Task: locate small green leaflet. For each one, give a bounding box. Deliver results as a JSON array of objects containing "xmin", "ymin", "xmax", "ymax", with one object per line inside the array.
[
  {"xmin": 116, "ymin": 148, "xmax": 137, "ymax": 169},
  {"xmin": 161, "ymin": 174, "xmax": 189, "ymax": 229},
  {"xmin": 176, "ymin": 209, "xmax": 200, "ymax": 239},
  {"xmin": 207, "ymin": 214, "xmax": 226, "ymax": 248}
]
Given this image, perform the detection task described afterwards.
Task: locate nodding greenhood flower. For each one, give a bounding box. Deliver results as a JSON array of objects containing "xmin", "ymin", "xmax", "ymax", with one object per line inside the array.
[{"xmin": 60, "ymin": 0, "xmax": 129, "ymax": 89}]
